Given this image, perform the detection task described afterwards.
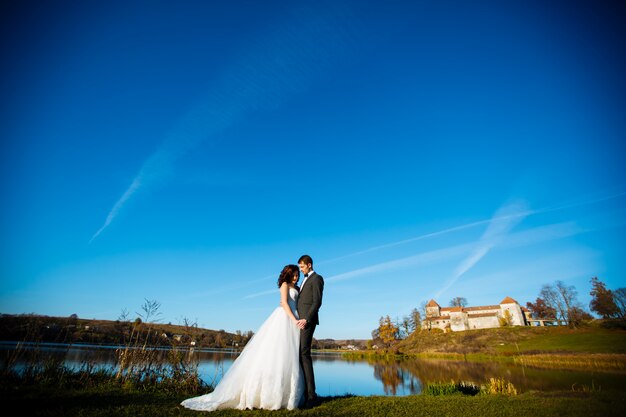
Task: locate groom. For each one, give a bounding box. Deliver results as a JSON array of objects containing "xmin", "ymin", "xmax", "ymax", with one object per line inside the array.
[{"xmin": 296, "ymin": 254, "xmax": 324, "ymax": 408}]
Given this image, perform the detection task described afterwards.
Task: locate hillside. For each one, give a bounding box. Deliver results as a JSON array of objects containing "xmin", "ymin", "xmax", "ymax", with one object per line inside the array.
[
  {"xmin": 0, "ymin": 313, "xmax": 358, "ymax": 350},
  {"xmin": 396, "ymin": 323, "xmax": 626, "ymax": 356},
  {"xmin": 0, "ymin": 313, "xmax": 246, "ymax": 349}
]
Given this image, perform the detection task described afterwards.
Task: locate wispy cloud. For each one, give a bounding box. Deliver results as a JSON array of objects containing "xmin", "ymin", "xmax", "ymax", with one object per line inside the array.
[
  {"xmin": 90, "ymin": 4, "xmax": 361, "ymax": 243},
  {"xmin": 242, "ymin": 218, "xmax": 587, "ymax": 299},
  {"xmin": 320, "ymin": 190, "xmax": 625, "ymax": 266},
  {"xmin": 434, "ymin": 199, "xmax": 529, "ymax": 298},
  {"xmin": 90, "ymin": 178, "xmax": 142, "ymax": 243},
  {"xmin": 243, "ymin": 289, "xmax": 278, "ymax": 300},
  {"xmin": 324, "ymin": 200, "xmax": 532, "ymax": 289},
  {"xmin": 240, "ymin": 191, "xmax": 622, "ymax": 299}
]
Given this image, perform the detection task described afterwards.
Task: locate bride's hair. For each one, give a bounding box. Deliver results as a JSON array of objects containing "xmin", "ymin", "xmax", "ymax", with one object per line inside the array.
[{"xmin": 277, "ymin": 264, "xmax": 299, "ymax": 288}]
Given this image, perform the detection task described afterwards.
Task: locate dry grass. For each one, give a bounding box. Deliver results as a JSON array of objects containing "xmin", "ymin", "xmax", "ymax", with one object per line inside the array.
[
  {"xmin": 514, "ymin": 353, "xmax": 626, "ymax": 371},
  {"xmin": 481, "ymin": 377, "xmax": 518, "ymax": 395}
]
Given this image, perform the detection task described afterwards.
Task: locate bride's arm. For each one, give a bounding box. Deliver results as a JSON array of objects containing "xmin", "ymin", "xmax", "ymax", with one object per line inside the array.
[{"xmin": 280, "ymin": 282, "xmax": 299, "ymax": 324}]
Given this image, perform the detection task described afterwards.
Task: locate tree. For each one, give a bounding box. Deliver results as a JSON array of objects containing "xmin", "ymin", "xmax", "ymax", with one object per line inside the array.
[
  {"xmin": 614, "ymin": 288, "xmax": 626, "ymax": 319},
  {"xmin": 526, "ymin": 297, "xmax": 556, "ymax": 319},
  {"xmin": 589, "ymin": 277, "xmax": 620, "ymax": 318},
  {"xmin": 569, "ymin": 306, "xmax": 593, "ymax": 324},
  {"xmin": 555, "ymin": 280, "xmax": 583, "ymax": 327},
  {"xmin": 378, "ymin": 316, "xmax": 399, "ymax": 347},
  {"xmin": 419, "ymin": 301, "xmax": 431, "ymax": 330},
  {"xmin": 410, "ymin": 308, "xmax": 421, "ymax": 332},
  {"xmin": 449, "ymin": 297, "xmax": 467, "ymax": 308},
  {"xmin": 400, "ymin": 315, "xmax": 411, "ymax": 339},
  {"xmin": 540, "ymin": 281, "xmax": 586, "ymax": 327},
  {"xmin": 499, "ymin": 310, "xmax": 513, "ymax": 326},
  {"xmin": 540, "ymin": 284, "xmax": 565, "ymax": 323}
]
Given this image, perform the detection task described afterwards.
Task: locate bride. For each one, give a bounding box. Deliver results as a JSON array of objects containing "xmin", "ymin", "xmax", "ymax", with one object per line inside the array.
[{"xmin": 181, "ymin": 265, "xmax": 304, "ymax": 411}]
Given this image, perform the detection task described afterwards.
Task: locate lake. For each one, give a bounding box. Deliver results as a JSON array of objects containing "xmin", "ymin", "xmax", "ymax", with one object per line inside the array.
[{"xmin": 2, "ymin": 342, "xmax": 623, "ymax": 395}]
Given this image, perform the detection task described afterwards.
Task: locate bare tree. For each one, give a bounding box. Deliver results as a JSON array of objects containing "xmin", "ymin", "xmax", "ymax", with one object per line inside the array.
[
  {"xmin": 419, "ymin": 301, "xmax": 431, "ymax": 330},
  {"xmin": 540, "ymin": 284, "xmax": 567, "ymax": 324},
  {"xmin": 540, "ymin": 281, "xmax": 586, "ymax": 327},
  {"xmin": 410, "ymin": 308, "xmax": 421, "ymax": 332},
  {"xmin": 400, "ymin": 315, "xmax": 411, "ymax": 339},
  {"xmin": 449, "ymin": 297, "xmax": 468, "ymax": 308},
  {"xmin": 556, "ymin": 281, "xmax": 583, "ymax": 327}
]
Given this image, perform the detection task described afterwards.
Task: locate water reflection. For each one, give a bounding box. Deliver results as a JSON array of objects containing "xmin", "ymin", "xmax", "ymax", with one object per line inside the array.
[
  {"xmin": 2, "ymin": 342, "xmax": 623, "ymax": 396},
  {"xmin": 353, "ymin": 356, "xmax": 625, "ymax": 395}
]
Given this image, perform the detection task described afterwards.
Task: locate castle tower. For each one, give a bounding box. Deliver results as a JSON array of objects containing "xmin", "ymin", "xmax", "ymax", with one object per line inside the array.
[
  {"xmin": 426, "ymin": 299, "xmax": 441, "ymax": 318},
  {"xmin": 499, "ymin": 296, "xmax": 525, "ymax": 326}
]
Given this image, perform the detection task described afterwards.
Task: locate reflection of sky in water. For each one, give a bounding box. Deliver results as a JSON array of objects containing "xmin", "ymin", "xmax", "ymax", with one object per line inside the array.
[
  {"xmin": 198, "ymin": 357, "xmax": 235, "ymax": 387},
  {"xmin": 195, "ymin": 352, "xmax": 416, "ymax": 396},
  {"xmin": 316, "ymin": 360, "xmax": 384, "ymax": 396}
]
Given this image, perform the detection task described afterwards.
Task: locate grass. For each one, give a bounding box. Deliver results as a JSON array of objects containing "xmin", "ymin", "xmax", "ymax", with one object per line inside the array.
[
  {"xmin": 348, "ymin": 326, "xmax": 626, "ymax": 371},
  {"xmin": 496, "ymin": 327, "xmax": 626, "ymax": 354},
  {"xmin": 514, "ymin": 353, "xmax": 626, "ymax": 371},
  {"xmin": 398, "ymin": 325, "xmax": 626, "ymax": 356},
  {"xmin": 422, "ymin": 381, "xmax": 481, "ymax": 396},
  {"xmin": 2, "ymin": 384, "xmax": 625, "ymax": 417},
  {"xmin": 1, "ymin": 315, "xmax": 210, "ymax": 396},
  {"xmin": 386, "ymin": 325, "xmax": 626, "ymax": 371}
]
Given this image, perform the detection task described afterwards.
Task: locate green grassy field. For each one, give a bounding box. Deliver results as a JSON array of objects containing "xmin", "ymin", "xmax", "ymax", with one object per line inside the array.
[
  {"xmin": 496, "ymin": 327, "xmax": 626, "ymax": 354},
  {"xmin": 3, "ymin": 384, "xmax": 625, "ymax": 417},
  {"xmin": 397, "ymin": 324, "xmax": 626, "ymax": 356}
]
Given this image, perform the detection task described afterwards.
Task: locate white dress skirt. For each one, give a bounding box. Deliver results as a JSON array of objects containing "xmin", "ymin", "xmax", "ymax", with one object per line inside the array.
[{"xmin": 181, "ymin": 287, "xmax": 304, "ymax": 411}]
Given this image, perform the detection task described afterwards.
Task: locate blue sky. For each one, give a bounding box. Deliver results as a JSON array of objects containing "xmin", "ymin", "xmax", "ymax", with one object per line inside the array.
[{"xmin": 1, "ymin": 0, "xmax": 625, "ymax": 339}]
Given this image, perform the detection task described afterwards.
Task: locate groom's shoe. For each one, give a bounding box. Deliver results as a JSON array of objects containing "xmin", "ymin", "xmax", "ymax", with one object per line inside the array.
[{"xmin": 302, "ymin": 395, "xmax": 320, "ymax": 409}]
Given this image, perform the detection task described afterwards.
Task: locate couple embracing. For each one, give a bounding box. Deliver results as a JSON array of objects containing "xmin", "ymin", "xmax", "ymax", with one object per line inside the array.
[{"xmin": 181, "ymin": 255, "xmax": 324, "ymax": 411}]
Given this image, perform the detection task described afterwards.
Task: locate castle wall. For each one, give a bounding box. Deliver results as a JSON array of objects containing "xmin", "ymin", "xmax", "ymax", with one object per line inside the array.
[
  {"xmin": 467, "ymin": 315, "xmax": 500, "ymax": 329},
  {"xmin": 500, "ymin": 303, "xmax": 525, "ymax": 326},
  {"xmin": 449, "ymin": 312, "xmax": 468, "ymax": 331}
]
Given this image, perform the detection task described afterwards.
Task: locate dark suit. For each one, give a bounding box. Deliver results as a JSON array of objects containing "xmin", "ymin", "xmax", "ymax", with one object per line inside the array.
[{"xmin": 296, "ymin": 271, "xmax": 324, "ymax": 402}]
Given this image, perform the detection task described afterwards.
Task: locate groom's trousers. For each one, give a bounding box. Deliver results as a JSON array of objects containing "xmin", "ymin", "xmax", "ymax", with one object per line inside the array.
[{"xmin": 300, "ymin": 323, "xmax": 317, "ymax": 400}]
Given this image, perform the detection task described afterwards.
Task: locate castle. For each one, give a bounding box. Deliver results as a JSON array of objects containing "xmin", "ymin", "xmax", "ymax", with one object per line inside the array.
[{"xmin": 423, "ymin": 297, "xmax": 530, "ymax": 332}]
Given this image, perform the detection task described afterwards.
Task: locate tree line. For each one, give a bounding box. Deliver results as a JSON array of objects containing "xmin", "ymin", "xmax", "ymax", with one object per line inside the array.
[{"xmin": 526, "ymin": 277, "xmax": 626, "ymax": 327}]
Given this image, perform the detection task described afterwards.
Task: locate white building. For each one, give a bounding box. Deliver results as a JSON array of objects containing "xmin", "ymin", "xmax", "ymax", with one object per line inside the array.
[{"xmin": 423, "ymin": 297, "xmax": 529, "ymax": 332}]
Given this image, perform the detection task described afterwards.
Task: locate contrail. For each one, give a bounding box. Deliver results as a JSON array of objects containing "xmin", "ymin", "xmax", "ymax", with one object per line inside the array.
[
  {"xmin": 319, "ymin": 190, "xmax": 626, "ymax": 265},
  {"xmin": 241, "ymin": 191, "xmax": 623, "ymax": 299},
  {"xmin": 90, "ymin": 177, "xmax": 142, "ymax": 243},
  {"xmin": 90, "ymin": 4, "xmax": 361, "ymax": 243},
  {"xmin": 243, "ymin": 219, "xmax": 585, "ymax": 299},
  {"xmin": 433, "ymin": 199, "xmax": 530, "ymax": 298}
]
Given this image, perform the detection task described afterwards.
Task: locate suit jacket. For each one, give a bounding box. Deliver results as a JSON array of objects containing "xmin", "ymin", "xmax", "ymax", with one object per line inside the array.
[{"xmin": 297, "ymin": 272, "xmax": 324, "ymax": 326}]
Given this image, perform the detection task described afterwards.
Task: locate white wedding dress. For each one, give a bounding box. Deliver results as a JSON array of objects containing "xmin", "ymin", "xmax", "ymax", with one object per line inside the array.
[{"xmin": 181, "ymin": 287, "xmax": 304, "ymax": 411}]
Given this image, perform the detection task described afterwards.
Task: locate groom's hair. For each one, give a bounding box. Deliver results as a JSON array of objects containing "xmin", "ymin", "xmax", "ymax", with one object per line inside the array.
[{"xmin": 298, "ymin": 255, "xmax": 313, "ymax": 266}]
